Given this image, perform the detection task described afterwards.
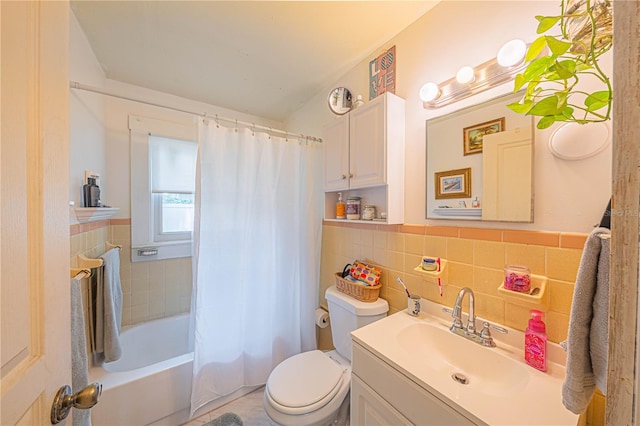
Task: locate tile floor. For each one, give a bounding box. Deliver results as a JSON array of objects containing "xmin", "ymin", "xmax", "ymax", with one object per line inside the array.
[
  {"xmin": 182, "ymin": 387, "xmax": 274, "ymax": 426},
  {"xmin": 182, "ymin": 386, "xmax": 350, "ymax": 426}
]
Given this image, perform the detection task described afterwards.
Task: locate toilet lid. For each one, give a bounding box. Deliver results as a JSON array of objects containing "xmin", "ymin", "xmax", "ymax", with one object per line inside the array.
[{"xmin": 267, "ymin": 350, "xmax": 347, "ymax": 410}]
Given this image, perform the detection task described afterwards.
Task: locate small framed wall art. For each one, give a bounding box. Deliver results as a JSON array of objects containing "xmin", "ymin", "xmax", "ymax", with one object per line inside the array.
[
  {"xmin": 463, "ymin": 117, "xmax": 505, "ymax": 155},
  {"xmin": 434, "ymin": 167, "xmax": 471, "ymax": 199}
]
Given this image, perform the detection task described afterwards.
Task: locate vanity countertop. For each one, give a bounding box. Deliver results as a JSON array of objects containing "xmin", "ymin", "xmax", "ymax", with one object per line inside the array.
[{"xmin": 351, "ymin": 300, "xmax": 579, "ymax": 426}]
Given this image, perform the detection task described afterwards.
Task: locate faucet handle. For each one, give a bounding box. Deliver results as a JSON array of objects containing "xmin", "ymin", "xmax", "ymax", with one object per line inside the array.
[
  {"xmin": 479, "ymin": 321, "xmax": 508, "ymax": 347},
  {"xmin": 481, "ymin": 321, "xmax": 508, "ymax": 335}
]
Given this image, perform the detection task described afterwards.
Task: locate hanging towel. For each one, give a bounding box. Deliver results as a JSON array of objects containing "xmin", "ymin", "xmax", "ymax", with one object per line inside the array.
[
  {"xmin": 70, "ymin": 277, "xmax": 92, "ymax": 426},
  {"xmin": 94, "ymin": 248, "xmax": 123, "ymax": 363},
  {"xmin": 562, "ymin": 227, "xmax": 610, "ymax": 414}
]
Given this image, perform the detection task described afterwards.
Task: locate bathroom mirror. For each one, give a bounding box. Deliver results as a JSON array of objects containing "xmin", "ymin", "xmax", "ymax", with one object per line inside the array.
[
  {"xmin": 426, "ymin": 91, "xmax": 534, "ymax": 222},
  {"xmin": 327, "ymin": 87, "xmax": 352, "ymax": 115}
]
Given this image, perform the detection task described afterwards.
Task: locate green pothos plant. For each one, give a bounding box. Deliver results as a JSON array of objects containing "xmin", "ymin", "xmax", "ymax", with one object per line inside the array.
[{"xmin": 507, "ymin": 0, "xmax": 613, "ymax": 129}]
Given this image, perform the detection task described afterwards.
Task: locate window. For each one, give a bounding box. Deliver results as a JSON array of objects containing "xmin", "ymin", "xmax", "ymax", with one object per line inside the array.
[
  {"xmin": 129, "ymin": 115, "xmax": 198, "ymax": 262},
  {"xmin": 154, "ymin": 193, "xmax": 195, "ymax": 241},
  {"xmin": 149, "ymin": 135, "xmax": 197, "ymax": 242}
]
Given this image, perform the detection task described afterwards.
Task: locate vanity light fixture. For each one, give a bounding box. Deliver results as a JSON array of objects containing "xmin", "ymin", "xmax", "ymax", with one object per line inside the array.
[
  {"xmin": 455, "ymin": 66, "xmax": 475, "ymax": 84},
  {"xmin": 419, "ymin": 82, "xmax": 441, "ymax": 102},
  {"xmin": 421, "ymin": 39, "xmax": 530, "ymax": 110},
  {"xmin": 496, "ymin": 39, "xmax": 527, "ymax": 67}
]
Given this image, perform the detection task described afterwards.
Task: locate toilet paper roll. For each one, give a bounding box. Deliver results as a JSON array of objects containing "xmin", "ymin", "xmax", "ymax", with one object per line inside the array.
[{"xmin": 315, "ymin": 308, "xmax": 329, "ymax": 328}]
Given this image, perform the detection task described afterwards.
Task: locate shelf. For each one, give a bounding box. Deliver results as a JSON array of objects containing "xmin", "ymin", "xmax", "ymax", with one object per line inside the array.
[
  {"xmin": 497, "ymin": 273, "xmax": 549, "ymax": 310},
  {"xmin": 74, "ymin": 207, "xmax": 119, "ymax": 223},
  {"xmin": 432, "ymin": 207, "xmax": 481, "ymax": 217},
  {"xmin": 412, "ymin": 257, "xmax": 447, "ymax": 278},
  {"xmin": 324, "ymin": 218, "xmax": 388, "ymax": 225}
]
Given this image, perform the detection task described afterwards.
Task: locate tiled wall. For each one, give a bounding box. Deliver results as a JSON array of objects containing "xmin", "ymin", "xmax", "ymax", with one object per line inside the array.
[
  {"xmin": 70, "ymin": 219, "xmax": 192, "ymax": 327},
  {"xmin": 319, "ymin": 222, "xmax": 588, "ymax": 346}
]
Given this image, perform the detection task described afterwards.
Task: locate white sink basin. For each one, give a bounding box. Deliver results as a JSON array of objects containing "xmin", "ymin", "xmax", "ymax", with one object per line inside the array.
[
  {"xmin": 351, "ymin": 304, "xmax": 578, "ymax": 425},
  {"xmin": 396, "ymin": 322, "xmax": 529, "ymax": 397}
]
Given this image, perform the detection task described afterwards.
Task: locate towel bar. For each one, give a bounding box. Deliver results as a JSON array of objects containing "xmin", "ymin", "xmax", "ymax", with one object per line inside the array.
[
  {"xmin": 77, "ymin": 241, "xmax": 121, "ymax": 270},
  {"xmin": 70, "ymin": 268, "xmax": 91, "ymax": 280}
]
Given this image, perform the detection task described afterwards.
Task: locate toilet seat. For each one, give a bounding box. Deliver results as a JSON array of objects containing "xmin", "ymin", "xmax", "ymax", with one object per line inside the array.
[{"xmin": 265, "ymin": 350, "xmax": 348, "ymax": 415}]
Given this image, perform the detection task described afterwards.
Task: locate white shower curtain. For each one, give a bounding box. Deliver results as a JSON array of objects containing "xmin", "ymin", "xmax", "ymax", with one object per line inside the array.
[{"xmin": 190, "ymin": 120, "xmax": 323, "ymax": 416}]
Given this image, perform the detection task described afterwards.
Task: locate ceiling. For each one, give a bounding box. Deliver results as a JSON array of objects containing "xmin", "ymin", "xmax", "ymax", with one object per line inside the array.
[{"xmin": 71, "ymin": 1, "xmax": 438, "ymax": 122}]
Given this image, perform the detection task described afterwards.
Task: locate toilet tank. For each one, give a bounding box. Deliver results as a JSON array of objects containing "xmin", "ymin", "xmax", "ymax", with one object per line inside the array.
[{"xmin": 325, "ymin": 285, "xmax": 389, "ymax": 362}]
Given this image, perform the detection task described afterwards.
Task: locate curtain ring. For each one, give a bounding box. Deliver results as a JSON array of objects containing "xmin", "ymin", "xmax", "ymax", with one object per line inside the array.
[
  {"xmin": 215, "ymin": 114, "xmax": 220, "ymax": 128},
  {"xmin": 268, "ymin": 127, "xmax": 272, "ymax": 139},
  {"xmin": 235, "ymin": 119, "xmax": 238, "ymax": 132},
  {"xmin": 251, "ymin": 123, "xmax": 255, "ymax": 136}
]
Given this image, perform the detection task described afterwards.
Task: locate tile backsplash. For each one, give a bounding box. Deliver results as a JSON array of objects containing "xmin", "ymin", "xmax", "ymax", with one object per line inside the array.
[
  {"xmin": 319, "ymin": 222, "xmax": 587, "ymax": 345},
  {"xmin": 70, "ymin": 219, "xmax": 192, "ymax": 326}
]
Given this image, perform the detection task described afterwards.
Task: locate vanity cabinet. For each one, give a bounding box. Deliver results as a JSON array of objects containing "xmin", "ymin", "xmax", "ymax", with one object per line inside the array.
[
  {"xmin": 351, "ymin": 342, "xmax": 479, "ymax": 426},
  {"xmin": 322, "ymin": 92, "xmax": 405, "ymax": 223}
]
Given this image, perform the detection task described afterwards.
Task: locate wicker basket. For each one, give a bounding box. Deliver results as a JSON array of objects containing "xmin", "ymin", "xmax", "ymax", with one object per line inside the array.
[{"xmin": 334, "ymin": 272, "xmax": 381, "ymax": 302}]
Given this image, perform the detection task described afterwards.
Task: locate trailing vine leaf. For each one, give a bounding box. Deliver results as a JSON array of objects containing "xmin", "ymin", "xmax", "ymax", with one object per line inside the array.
[
  {"xmin": 509, "ymin": 0, "xmax": 612, "ymax": 129},
  {"xmin": 536, "ymin": 15, "xmax": 561, "ymax": 33}
]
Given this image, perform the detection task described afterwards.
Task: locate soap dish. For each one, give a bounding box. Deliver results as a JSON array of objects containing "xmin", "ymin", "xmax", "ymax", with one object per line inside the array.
[
  {"xmin": 497, "ymin": 273, "xmax": 549, "ymax": 310},
  {"xmin": 413, "ymin": 257, "xmax": 447, "ymax": 278}
]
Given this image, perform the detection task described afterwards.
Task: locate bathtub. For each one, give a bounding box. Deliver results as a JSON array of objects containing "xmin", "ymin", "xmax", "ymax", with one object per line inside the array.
[{"xmin": 89, "ymin": 314, "xmax": 194, "ymax": 426}]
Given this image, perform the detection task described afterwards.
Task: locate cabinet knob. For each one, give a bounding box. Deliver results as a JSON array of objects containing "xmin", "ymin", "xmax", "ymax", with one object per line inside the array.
[
  {"xmin": 349, "ymin": 173, "xmax": 354, "ymax": 178},
  {"xmin": 341, "ymin": 174, "xmax": 347, "ymax": 180}
]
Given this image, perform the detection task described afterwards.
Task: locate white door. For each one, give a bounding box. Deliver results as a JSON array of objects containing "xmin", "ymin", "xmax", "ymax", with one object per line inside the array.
[
  {"xmin": 1, "ymin": 1, "xmax": 71, "ymax": 424},
  {"xmin": 482, "ymin": 126, "xmax": 533, "ymax": 222}
]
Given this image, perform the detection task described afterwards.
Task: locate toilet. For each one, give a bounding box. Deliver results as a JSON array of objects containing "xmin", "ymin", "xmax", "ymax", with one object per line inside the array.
[{"xmin": 263, "ymin": 285, "xmax": 389, "ymax": 426}]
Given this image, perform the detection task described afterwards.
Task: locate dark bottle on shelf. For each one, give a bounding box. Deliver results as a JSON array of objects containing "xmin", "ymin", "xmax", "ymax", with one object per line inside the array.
[{"xmin": 83, "ymin": 177, "xmax": 101, "ymax": 207}]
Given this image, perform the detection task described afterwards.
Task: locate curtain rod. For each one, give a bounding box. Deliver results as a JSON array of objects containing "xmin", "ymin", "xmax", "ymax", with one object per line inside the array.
[{"xmin": 69, "ymin": 81, "xmax": 322, "ymax": 142}]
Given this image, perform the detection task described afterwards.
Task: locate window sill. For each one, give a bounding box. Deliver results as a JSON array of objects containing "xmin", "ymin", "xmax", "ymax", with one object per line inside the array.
[{"xmin": 131, "ymin": 240, "xmax": 192, "ymax": 263}]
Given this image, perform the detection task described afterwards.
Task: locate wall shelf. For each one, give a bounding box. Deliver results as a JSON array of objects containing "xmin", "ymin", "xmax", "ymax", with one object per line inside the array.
[
  {"xmin": 412, "ymin": 257, "xmax": 447, "ymax": 278},
  {"xmin": 497, "ymin": 273, "xmax": 549, "ymax": 310},
  {"xmin": 74, "ymin": 207, "xmax": 119, "ymax": 223}
]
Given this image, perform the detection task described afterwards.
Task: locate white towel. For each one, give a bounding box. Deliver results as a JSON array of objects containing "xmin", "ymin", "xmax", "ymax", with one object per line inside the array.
[
  {"xmin": 94, "ymin": 248, "xmax": 123, "ymax": 363},
  {"xmin": 562, "ymin": 227, "xmax": 610, "ymax": 414},
  {"xmin": 70, "ymin": 277, "xmax": 92, "ymax": 426}
]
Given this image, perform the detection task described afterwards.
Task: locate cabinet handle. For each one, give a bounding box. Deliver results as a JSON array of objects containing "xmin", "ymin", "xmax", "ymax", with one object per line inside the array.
[{"xmin": 341, "ymin": 174, "xmax": 347, "ymax": 180}]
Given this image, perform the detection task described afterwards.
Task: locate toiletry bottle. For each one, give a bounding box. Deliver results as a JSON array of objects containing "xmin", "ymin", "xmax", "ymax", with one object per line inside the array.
[
  {"xmin": 83, "ymin": 178, "xmax": 93, "ymax": 207},
  {"xmin": 91, "ymin": 181, "xmax": 101, "ymax": 207},
  {"xmin": 525, "ymin": 309, "xmax": 547, "ymax": 371},
  {"xmin": 85, "ymin": 177, "xmax": 101, "ymax": 207},
  {"xmin": 336, "ymin": 192, "xmax": 346, "ymax": 219},
  {"xmin": 83, "ymin": 177, "xmax": 101, "ymax": 207},
  {"xmin": 472, "ymin": 196, "xmax": 480, "ymax": 208}
]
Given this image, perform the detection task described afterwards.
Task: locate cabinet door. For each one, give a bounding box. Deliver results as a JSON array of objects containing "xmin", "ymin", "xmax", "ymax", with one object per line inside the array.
[
  {"xmin": 322, "ymin": 116, "xmax": 350, "ymax": 191},
  {"xmin": 351, "ymin": 376, "xmax": 412, "ymax": 426},
  {"xmin": 349, "ymin": 96, "xmax": 386, "ymax": 189}
]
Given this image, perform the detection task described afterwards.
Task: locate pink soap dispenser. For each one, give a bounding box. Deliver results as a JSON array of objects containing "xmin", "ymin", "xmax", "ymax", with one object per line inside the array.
[{"xmin": 525, "ymin": 309, "xmax": 547, "ymax": 371}]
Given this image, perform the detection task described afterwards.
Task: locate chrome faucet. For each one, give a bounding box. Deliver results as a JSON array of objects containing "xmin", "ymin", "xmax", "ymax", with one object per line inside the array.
[
  {"xmin": 451, "ymin": 287, "xmax": 476, "ymax": 334},
  {"xmin": 447, "ymin": 287, "xmax": 507, "ymax": 347}
]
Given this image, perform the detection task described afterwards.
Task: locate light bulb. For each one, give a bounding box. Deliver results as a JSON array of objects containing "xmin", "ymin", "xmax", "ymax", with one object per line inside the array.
[
  {"xmin": 456, "ymin": 66, "xmax": 475, "ymax": 84},
  {"xmin": 419, "ymin": 82, "xmax": 440, "ymax": 102},
  {"xmin": 497, "ymin": 39, "xmax": 527, "ymax": 67}
]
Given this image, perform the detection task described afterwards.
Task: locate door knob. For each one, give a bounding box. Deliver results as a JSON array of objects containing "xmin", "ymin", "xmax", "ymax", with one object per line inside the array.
[{"xmin": 50, "ymin": 382, "xmax": 102, "ymax": 424}]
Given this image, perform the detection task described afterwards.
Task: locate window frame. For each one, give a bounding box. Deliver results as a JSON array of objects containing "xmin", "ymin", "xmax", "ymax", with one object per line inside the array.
[{"xmin": 129, "ymin": 115, "xmax": 198, "ymax": 262}]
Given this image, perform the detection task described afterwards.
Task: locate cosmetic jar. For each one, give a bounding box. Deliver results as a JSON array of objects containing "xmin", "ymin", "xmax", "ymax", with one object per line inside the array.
[{"xmin": 504, "ymin": 264, "xmax": 531, "ymax": 293}]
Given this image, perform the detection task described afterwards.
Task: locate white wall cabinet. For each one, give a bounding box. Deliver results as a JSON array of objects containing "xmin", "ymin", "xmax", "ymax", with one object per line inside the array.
[
  {"xmin": 351, "ymin": 342, "xmax": 479, "ymax": 426},
  {"xmin": 322, "ymin": 92, "xmax": 405, "ymax": 224}
]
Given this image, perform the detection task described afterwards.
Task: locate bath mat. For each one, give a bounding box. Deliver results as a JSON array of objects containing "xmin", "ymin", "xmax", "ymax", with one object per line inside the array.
[{"xmin": 203, "ymin": 412, "xmax": 243, "ymax": 426}]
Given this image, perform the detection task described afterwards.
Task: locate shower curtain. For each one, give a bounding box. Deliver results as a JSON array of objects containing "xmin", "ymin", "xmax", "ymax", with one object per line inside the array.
[{"xmin": 190, "ymin": 120, "xmax": 323, "ymax": 416}]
